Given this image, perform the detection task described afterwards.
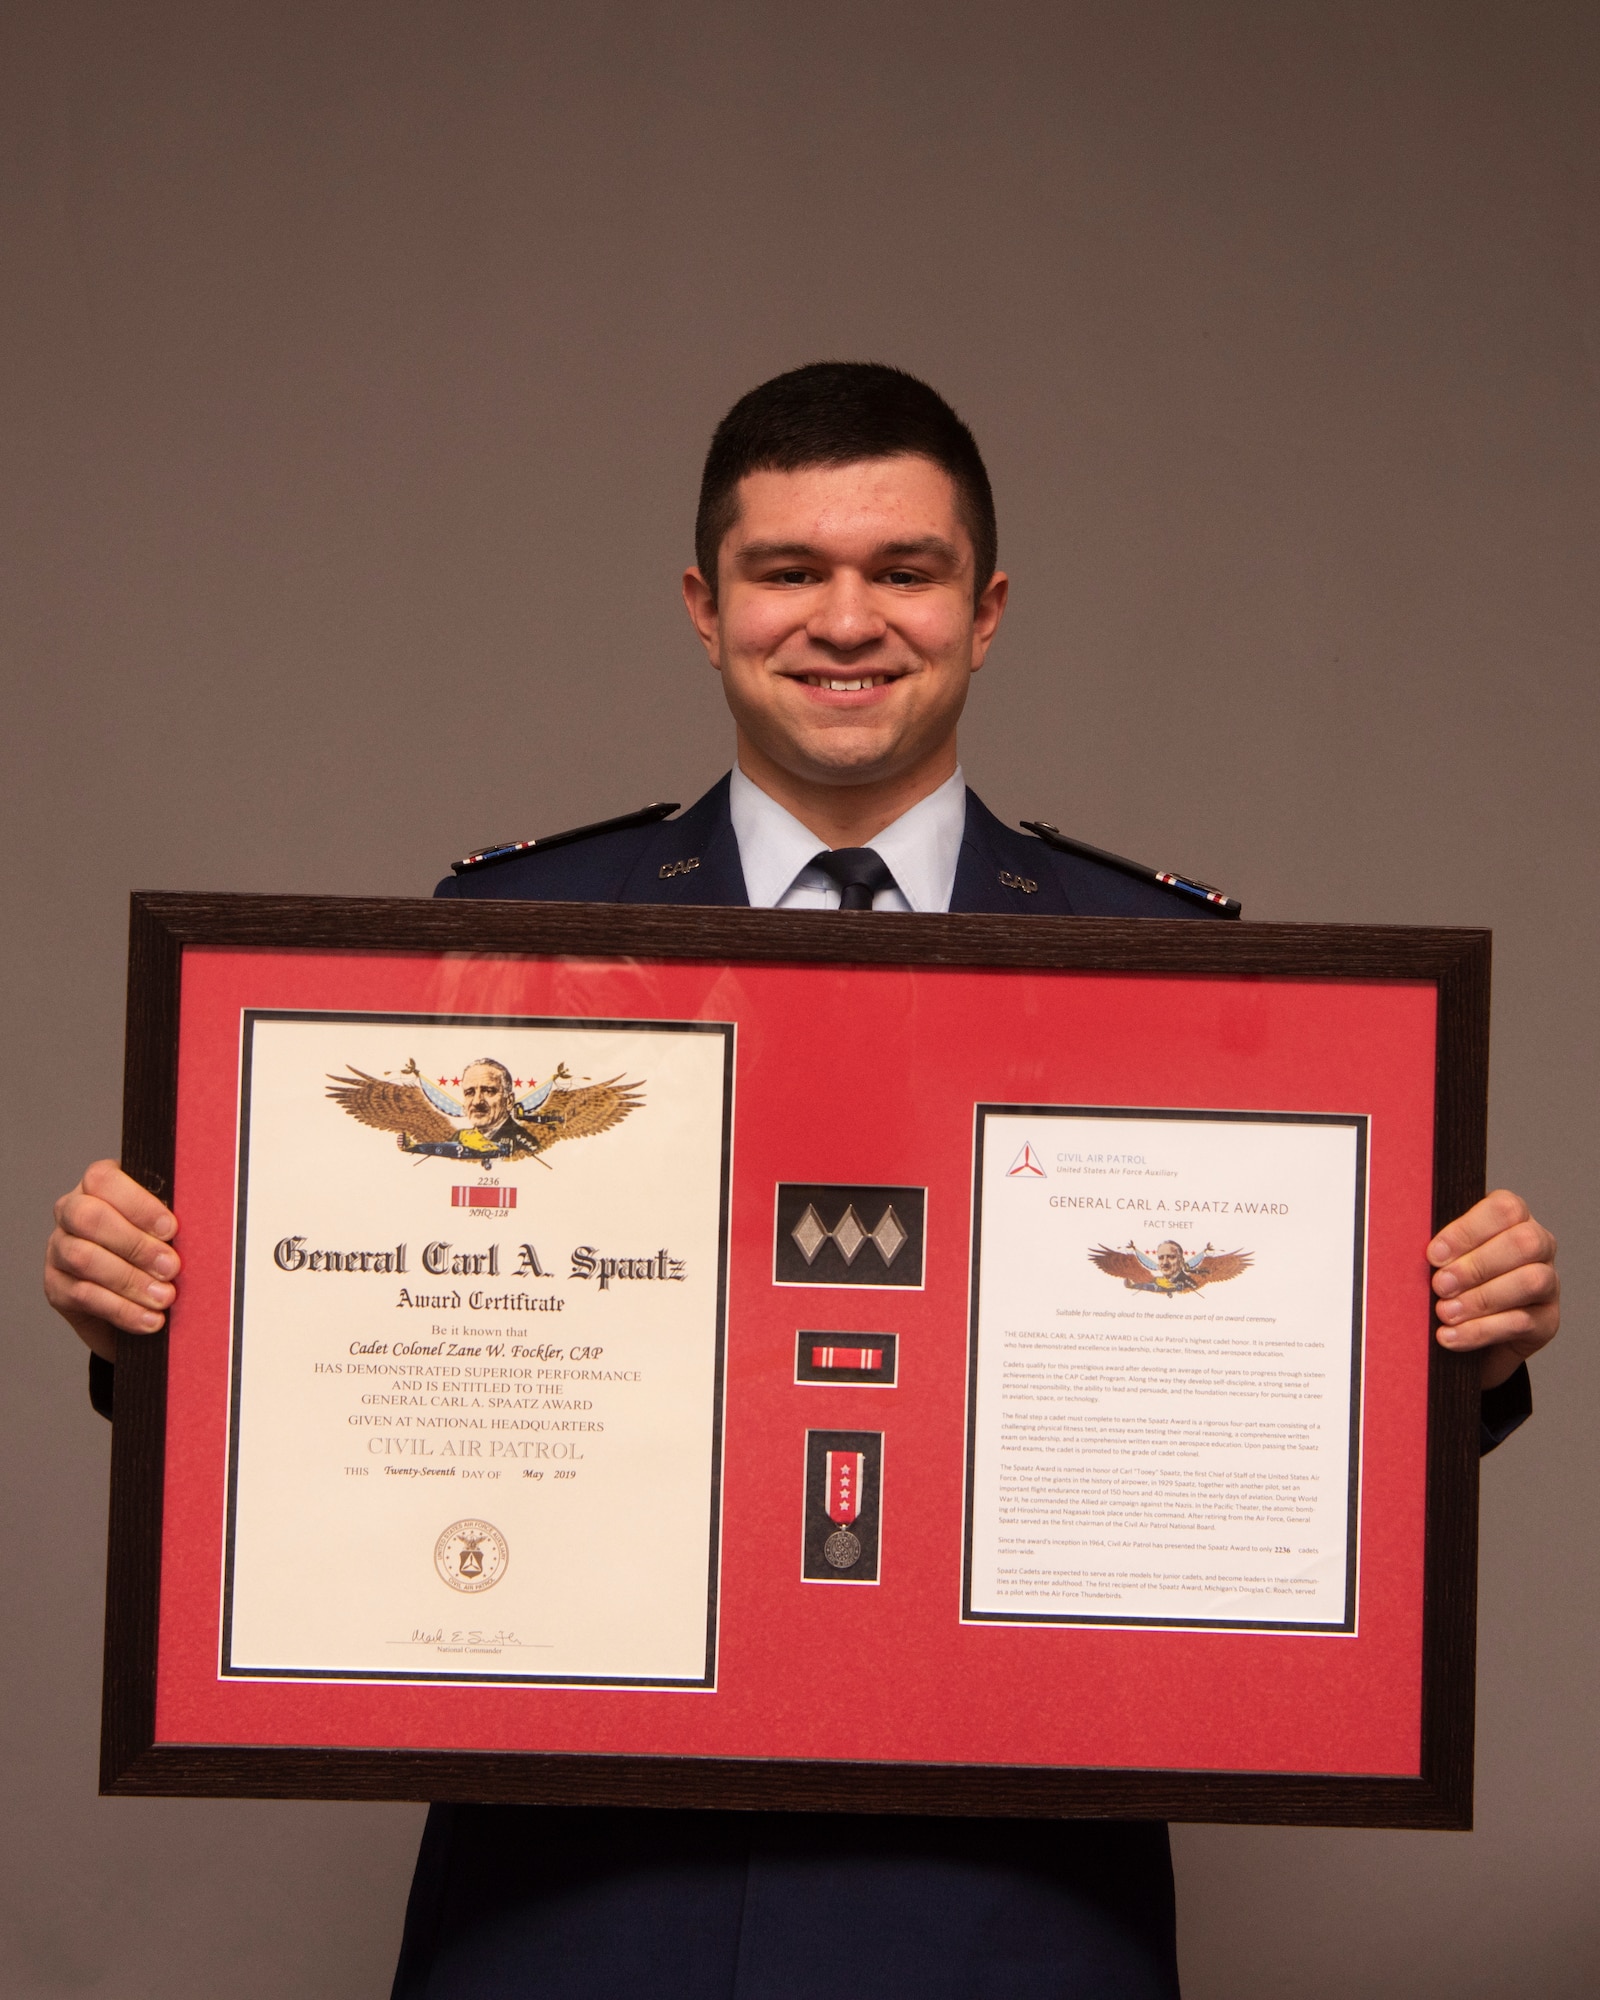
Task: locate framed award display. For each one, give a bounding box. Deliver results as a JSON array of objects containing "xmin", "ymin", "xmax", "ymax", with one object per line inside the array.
[{"xmin": 101, "ymin": 894, "xmax": 1489, "ymax": 1828}]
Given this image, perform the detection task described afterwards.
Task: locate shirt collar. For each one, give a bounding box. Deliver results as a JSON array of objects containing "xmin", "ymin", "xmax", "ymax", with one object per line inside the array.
[{"xmin": 728, "ymin": 764, "xmax": 968, "ymax": 912}]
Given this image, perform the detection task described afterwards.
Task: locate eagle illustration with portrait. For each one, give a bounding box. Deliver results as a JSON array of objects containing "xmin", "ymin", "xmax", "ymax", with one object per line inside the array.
[
  {"xmin": 326, "ymin": 1055, "xmax": 643, "ymax": 1169},
  {"xmin": 1089, "ymin": 1239, "xmax": 1253, "ymax": 1296}
]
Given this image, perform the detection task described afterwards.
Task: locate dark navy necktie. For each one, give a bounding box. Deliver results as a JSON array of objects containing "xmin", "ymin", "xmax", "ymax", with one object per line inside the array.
[{"xmin": 810, "ymin": 846, "xmax": 897, "ymax": 910}]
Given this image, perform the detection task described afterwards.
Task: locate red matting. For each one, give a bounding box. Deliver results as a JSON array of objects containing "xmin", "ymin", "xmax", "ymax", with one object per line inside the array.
[{"xmin": 157, "ymin": 948, "xmax": 1435, "ymax": 1777}]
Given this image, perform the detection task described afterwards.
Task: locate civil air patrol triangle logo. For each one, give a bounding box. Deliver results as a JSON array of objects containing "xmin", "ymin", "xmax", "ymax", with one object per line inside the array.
[{"xmin": 1007, "ymin": 1142, "xmax": 1047, "ymax": 1178}]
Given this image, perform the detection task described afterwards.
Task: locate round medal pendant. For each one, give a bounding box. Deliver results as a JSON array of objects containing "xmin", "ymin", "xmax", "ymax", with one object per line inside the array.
[{"xmin": 823, "ymin": 1527, "xmax": 862, "ymax": 1569}]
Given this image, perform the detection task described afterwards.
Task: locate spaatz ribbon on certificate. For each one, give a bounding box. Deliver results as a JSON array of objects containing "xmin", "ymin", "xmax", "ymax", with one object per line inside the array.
[
  {"xmin": 823, "ymin": 1450, "xmax": 865, "ymax": 1569},
  {"xmin": 452, "ymin": 1184, "xmax": 517, "ymax": 1209}
]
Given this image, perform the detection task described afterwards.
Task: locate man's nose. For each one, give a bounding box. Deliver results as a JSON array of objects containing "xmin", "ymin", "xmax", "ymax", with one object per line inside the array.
[{"xmin": 805, "ymin": 572, "xmax": 885, "ymax": 653}]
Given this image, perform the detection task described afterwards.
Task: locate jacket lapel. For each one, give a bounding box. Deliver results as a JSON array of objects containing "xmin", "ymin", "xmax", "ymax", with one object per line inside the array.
[
  {"xmin": 617, "ymin": 779, "xmax": 1062, "ymax": 915},
  {"xmin": 951, "ymin": 790, "xmax": 1073, "ymax": 915},
  {"xmin": 619, "ymin": 774, "xmax": 750, "ymax": 906}
]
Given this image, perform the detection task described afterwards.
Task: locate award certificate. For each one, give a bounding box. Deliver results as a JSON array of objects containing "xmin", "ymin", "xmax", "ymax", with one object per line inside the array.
[{"xmin": 224, "ymin": 1011, "xmax": 733, "ymax": 1686}]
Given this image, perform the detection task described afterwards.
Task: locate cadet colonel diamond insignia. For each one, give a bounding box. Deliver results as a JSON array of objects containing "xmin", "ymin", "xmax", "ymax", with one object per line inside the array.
[{"xmin": 773, "ymin": 1183, "xmax": 926, "ymax": 1289}]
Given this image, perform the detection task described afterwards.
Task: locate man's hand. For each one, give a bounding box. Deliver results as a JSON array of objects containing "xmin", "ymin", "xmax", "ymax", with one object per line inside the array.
[
  {"xmin": 44, "ymin": 1160, "xmax": 180, "ymax": 1362},
  {"xmin": 1429, "ymin": 1189, "xmax": 1558, "ymax": 1391}
]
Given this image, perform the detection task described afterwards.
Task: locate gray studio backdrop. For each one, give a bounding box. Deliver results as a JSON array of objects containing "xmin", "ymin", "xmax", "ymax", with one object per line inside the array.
[{"xmin": 4, "ymin": 3, "xmax": 1596, "ymax": 1994}]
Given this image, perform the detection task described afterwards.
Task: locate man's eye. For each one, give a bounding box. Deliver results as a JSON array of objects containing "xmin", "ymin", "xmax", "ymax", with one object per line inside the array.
[
  {"xmin": 883, "ymin": 569, "xmax": 925, "ymax": 586},
  {"xmin": 770, "ymin": 569, "xmax": 813, "ymax": 585}
]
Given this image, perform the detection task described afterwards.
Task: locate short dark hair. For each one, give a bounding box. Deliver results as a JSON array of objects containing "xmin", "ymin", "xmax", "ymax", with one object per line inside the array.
[{"xmin": 694, "ymin": 362, "xmax": 997, "ymax": 604}]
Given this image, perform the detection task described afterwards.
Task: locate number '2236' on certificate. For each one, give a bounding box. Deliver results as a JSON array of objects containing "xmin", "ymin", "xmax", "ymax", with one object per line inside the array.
[{"xmin": 963, "ymin": 1107, "xmax": 1368, "ymax": 1634}]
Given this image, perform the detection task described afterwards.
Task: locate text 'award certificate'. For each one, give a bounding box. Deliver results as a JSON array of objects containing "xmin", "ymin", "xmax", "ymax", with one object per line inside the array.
[
  {"xmin": 965, "ymin": 1108, "xmax": 1367, "ymax": 1633},
  {"xmin": 223, "ymin": 1011, "xmax": 734, "ymax": 1687}
]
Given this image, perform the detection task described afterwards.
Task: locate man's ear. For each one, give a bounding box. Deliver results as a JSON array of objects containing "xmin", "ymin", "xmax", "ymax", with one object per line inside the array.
[
  {"xmin": 682, "ymin": 568, "xmax": 722, "ymax": 665},
  {"xmin": 969, "ymin": 570, "xmax": 1009, "ymax": 670}
]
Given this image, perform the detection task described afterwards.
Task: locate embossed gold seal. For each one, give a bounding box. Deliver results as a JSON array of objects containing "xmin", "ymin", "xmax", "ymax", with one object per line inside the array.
[{"xmin": 434, "ymin": 1518, "xmax": 509, "ymax": 1593}]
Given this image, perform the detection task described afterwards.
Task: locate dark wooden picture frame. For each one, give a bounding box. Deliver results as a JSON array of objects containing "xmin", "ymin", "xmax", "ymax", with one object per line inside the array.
[{"xmin": 104, "ymin": 892, "xmax": 1490, "ymax": 1828}]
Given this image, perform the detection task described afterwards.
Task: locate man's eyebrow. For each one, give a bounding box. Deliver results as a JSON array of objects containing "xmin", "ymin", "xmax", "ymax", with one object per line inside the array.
[
  {"xmin": 731, "ymin": 540, "xmax": 824, "ymax": 565},
  {"xmin": 732, "ymin": 536, "xmax": 965, "ymax": 568},
  {"xmin": 875, "ymin": 537, "xmax": 965, "ymax": 567}
]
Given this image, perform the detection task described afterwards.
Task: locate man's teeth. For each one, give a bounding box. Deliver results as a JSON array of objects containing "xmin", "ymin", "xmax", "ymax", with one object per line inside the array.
[{"xmin": 805, "ymin": 675, "xmax": 889, "ymax": 690}]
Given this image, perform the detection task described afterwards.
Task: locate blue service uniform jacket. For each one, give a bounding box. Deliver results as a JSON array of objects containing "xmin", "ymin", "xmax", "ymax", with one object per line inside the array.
[
  {"xmin": 435, "ymin": 774, "xmax": 1237, "ymax": 919},
  {"xmin": 90, "ymin": 775, "xmax": 1532, "ymax": 1999},
  {"xmin": 404, "ymin": 778, "xmax": 1195, "ymax": 1998}
]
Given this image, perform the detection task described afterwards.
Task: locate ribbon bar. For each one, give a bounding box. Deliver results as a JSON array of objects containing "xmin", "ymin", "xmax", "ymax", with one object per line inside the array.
[
  {"xmin": 810, "ymin": 1346, "xmax": 883, "ymax": 1372},
  {"xmin": 452, "ymin": 1185, "xmax": 517, "ymax": 1210}
]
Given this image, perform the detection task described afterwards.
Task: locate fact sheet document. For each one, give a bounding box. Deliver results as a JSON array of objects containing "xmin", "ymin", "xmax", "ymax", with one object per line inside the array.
[{"xmin": 964, "ymin": 1107, "xmax": 1367, "ymax": 1634}]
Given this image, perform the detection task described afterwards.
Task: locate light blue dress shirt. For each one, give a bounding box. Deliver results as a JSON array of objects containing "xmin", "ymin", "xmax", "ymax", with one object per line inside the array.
[{"xmin": 728, "ymin": 765, "xmax": 967, "ymax": 913}]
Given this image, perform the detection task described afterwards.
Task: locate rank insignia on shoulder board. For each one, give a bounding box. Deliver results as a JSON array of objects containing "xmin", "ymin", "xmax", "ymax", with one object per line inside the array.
[
  {"xmin": 1021, "ymin": 821, "xmax": 1241, "ymax": 917},
  {"xmin": 452, "ymin": 801, "xmax": 681, "ymax": 875}
]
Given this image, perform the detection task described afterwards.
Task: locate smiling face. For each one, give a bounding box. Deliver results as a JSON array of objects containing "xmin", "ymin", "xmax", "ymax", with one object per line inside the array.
[
  {"xmin": 460, "ymin": 1062, "xmax": 513, "ymax": 1131},
  {"xmin": 682, "ymin": 455, "xmax": 1008, "ymax": 817}
]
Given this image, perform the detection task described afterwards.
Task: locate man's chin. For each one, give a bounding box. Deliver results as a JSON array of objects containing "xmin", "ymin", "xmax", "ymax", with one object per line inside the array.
[{"xmin": 769, "ymin": 727, "xmax": 922, "ymax": 788}]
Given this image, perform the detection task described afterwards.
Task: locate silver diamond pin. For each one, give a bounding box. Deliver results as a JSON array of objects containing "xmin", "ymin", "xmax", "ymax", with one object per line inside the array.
[
  {"xmin": 870, "ymin": 1205, "xmax": 908, "ymax": 1265},
  {"xmin": 831, "ymin": 1205, "xmax": 868, "ymax": 1264},
  {"xmin": 791, "ymin": 1205, "xmax": 828, "ymax": 1264}
]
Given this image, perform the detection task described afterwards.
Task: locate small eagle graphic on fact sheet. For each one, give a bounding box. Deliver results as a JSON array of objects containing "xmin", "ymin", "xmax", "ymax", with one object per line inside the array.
[{"xmin": 1088, "ymin": 1241, "xmax": 1253, "ymax": 1295}]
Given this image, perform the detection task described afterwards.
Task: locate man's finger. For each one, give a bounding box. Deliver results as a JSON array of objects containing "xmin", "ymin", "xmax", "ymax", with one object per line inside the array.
[
  {"xmin": 52, "ymin": 1189, "xmax": 182, "ymax": 1279},
  {"xmin": 1435, "ymin": 1259, "xmax": 1558, "ymax": 1328},
  {"xmin": 75, "ymin": 1159, "xmax": 178, "ymax": 1241},
  {"xmin": 1427, "ymin": 1189, "xmax": 1530, "ymax": 1264},
  {"xmin": 1435, "ymin": 1301, "xmax": 1560, "ymax": 1357},
  {"xmin": 42, "ymin": 1163, "xmax": 181, "ymax": 1358},
  {"xmin": 1432, "ymin": 1217, "xmax": 1556, "ymax": 1298},
  {"xmin": 47, "ymin": 1230, "xmax": 177, "ymax": 1312}
]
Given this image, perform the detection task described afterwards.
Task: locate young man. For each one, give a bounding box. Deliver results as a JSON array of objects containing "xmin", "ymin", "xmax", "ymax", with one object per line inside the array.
[{"xmin": 47, "ymin": 364, "xmax": 1559, "ymax": 1997}]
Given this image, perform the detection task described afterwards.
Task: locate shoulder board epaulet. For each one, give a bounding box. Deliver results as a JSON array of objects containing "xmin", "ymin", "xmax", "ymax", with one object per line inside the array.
[
  {"xmin": 451, "ymin": 801, "xmax": 681, "ymax": 876},
  {"xmin": 1020, "ymin": 820, "xmax": 1242, "ymax": 919}
]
